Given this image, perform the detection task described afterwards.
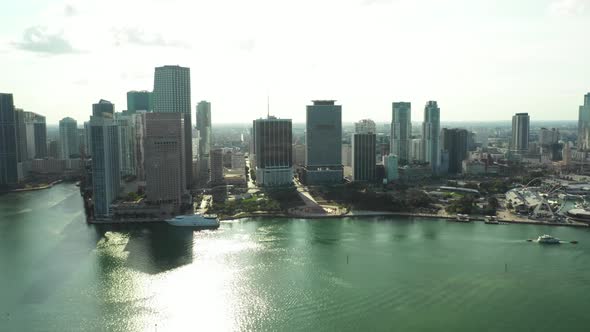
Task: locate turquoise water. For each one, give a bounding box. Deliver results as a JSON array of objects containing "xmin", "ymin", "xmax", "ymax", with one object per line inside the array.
[{"xmin": 1, "ymin": 183, "xmax": 590, "ymax": 331}]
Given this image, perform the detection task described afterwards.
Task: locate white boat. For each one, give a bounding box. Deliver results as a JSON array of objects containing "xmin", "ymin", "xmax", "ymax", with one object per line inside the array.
[
  {"xmin": 165, "ymin": 213, "xmax": 220, "ymax": 229},
  {"xmin": 456, "ymin": 214, "xmax": 470, "ymax": 222},
  {"xmin": 536, "ymin": 234, "xmax": 560, "ymax": 244}
]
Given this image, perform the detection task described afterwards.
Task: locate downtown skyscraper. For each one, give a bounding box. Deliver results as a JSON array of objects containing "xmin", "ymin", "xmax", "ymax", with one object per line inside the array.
[
  {"xmin": 0, "ymin": 93, "xmax": 18, "ymax": 186},
  {"xmin": 144, "ymin": 113, "xmax": 186, "ymax": 209},
  {"xmin": 302, "ymin": 100, "xmax": 343, "ymax": 184},
  {"xmin": 89, "ymin": 100, "xmax": 120, "ymax": 218},
  {"xmin": 422, "ymin": 101, "xmax": 440, "ymax": 173},
  {"xmin": 126, "ymin": 90, "xmax": 153, "ymax": 113},
  {"xmin": 391, "ymin": 102, "xmax": 411, "ymax": 165},
  {"xmin": 511, "ymin": 112, "xmax": 530, "ymax": 154},
  {"xmin": 578, "ymin": 93, "xmax": 590, "ymax": 150},
  {"xmin": 153, "ymin": 65, "xmax": 192, "ymax": 188},
  {"xmin": 253, "ymin": 116, "xmax": 293, "ymax": 186},
  {"xmin": 59, "ymin": 117, "xmax": 79, "ymax": 159},
  {"xmin": 196, "ymin": 101, "xmax": 212, "ymax": 182}
]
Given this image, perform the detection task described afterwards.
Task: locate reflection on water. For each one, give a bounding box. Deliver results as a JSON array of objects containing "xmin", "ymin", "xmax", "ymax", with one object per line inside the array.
[{"xmin": 2, "ymin": 184, "xmax": 590, "ymax": 331}]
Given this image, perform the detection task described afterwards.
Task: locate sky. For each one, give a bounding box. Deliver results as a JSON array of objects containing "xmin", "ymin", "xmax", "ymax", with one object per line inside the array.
[{"xmin": 0, "ymin": 0, "xmax": 589, "ymax": 125}]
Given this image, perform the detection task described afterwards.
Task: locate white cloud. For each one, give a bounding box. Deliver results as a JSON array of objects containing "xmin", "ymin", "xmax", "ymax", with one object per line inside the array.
[
  {"xmin": 548, "ymin": 0, "xmax": 589, "ymax": 16},
  {"xmin": 12, "ymin": 26, "xmax": 79, "ymax": 55}
]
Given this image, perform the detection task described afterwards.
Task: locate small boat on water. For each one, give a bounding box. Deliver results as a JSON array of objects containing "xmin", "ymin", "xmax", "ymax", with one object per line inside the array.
[
  {"xmin": 484, "ymin": 216, "xmax": 499, "ymax": 224},
  {"xmin": 536, "ymin": 234, "xmax": 560, "ymax": 244},
  {"xmin": 456, "ymin": 214, "xmax": 470, "ymax": 222},
  {"xmin": 165, "ymin": 213, "xmax": 220, "ymax": 229}
]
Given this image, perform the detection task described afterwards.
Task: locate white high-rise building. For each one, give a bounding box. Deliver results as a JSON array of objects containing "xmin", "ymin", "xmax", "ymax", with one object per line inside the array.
[
  {"xmin": 153, "ymin": 65, "xmax": 192, "ymax": 187},
  {"xmin": 89, "ymin": 100, "xmax": 120, "ymax": 218},
  {"xmin": 422, "ymin": 101, "xmax": 440, "ymax": 173},
  {"xmin": 577, "ymin": 93, "xmax": 590, "ymax": 150},
  {"xmin": 511, "ymin": 113, "xmax": 530, "ymax": 153},
  {"xmin": 391, "ymin": 102, "xmax": 411, "ymax": 164},
  {"xmin": 144, "ymin": 113, "xmax": 186, "ymax": 208},
  {"xmin": 410, "ymin": 138, "xmax": 424, "ymax": 162},
  {"xmin": 59, "ymin": 117, "xmax": 78, "ymax": 159},
  {"xmin": 196, "ymin": 101, "xmax": 211, "ymax": 182}
]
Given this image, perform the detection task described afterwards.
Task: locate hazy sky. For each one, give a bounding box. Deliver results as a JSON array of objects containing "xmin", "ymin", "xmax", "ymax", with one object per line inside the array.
[{"xmin": 0, "ymin": 0, "xmax": 589, "ymax": 125}]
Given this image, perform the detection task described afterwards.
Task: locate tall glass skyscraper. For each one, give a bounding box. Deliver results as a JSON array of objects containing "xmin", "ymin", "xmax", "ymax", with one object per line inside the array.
[
  {"xmin": 196, "ymin": 101, "xmax": 211, "ymax": 181},
  {"xmin": 59, "ymin": 117, "xmax": 79, "ymax": 159},
  {"xmin": 441, "ymin": 128, "xmax": 468, "ymax": 174},
  {"xmin": 422, "ymin": 101, "xmax": 440, "ymax": 173},
  {"xmin": 153, "ymin": 65, "xmax": 192, "ymax": 188},
  {"xmin": 303, "ymin": 100, "xmax": 342, "ymax": 184},
  {"xmin": 578, "ymin": 93, "xmax": 590, "ymax": 150},
  {"xmin": 511, "ymin": 113, "xmax": 530, "ymax": 153},
  {"xmin": 89, "ymin": 100, "xmax": 120, "ymax": 218},
  {"xmin": 0, "ymin": 93, "xmax": 18, "ymax": 186},
  {"xmin": 253, "ymin": 116, "xmax": 293, "ymax": 186},
  {"xmin": 391, "ymin": 102, "xmax": 411, "ymax": 165},
  {"xmin": 352, "ymin": 133, "xmax": 376, "ymax": 182}
]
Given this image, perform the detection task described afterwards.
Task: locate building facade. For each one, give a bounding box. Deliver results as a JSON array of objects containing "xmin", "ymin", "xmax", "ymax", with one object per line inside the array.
[
  {"xmin": 114, "ymin": 113, "xmax": 136, "ymax": 176},
  {"xmin": 253, "ymin": 117, "xmax": 293, "ymax": 186},
  {"xmin": 422, "ymin": 101, "xmax": 440, "ymax": 173},
  {"xmin": 511, "ymin": 112, "xmax": 530, "ymax": 153},
  {"xmin": 352, "ymin": 133, "xmax": 376, "ymax": 182},
  {"xmin": 144, "ymin": 113, "xmax": 186, "ymax": 208},
  {"xmin": 126, "ymin": 90, "xmax": 153, "ymax": 113},
  {"xmin": 210, "ymin": 148, "xmax": 224, "ymax": 184},
  {"xmin": 153, "ymin": 65, "xmax": 192, "ymax": 188},
  {"xmin": 303, "ymin": 100, "xmax": 343, "ymax": 184},
  {"xmin": 391, "ymin": 102, "xmax": 411, "ymax": 164},
  {"xmin": 89, "ymin": 100, "xmax": 120, "ymax": 218},
  {"xmin": 578, "ymin": 93, "xmax": 590, "ymax": 150},
  {"xmin": 0, "ymin": 93, "xmax": 18, "ymax": 186},
  {"xmin": 383, "ymin": 154, "xmax": 399, "ymax": 182},
  {"xmin": 59, "ymin": 117, "xmax": 79, "ymax": 159},
  {"xmin": 196, "ymin": 101, "xmax": 212, "ymax": 182},
  {"xmin": 441, "ymin": 128, "xmax": 468, "ymax": 174}
]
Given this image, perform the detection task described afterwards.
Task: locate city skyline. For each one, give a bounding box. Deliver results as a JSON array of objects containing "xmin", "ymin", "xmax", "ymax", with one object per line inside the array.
[{"xmin": 1, "ymin": 0, "xmax": 589, "ymax": 124}]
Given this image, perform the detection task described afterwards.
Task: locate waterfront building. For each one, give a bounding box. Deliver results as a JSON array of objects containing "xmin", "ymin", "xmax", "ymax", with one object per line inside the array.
[
  {"xmin": 89, "ymin": 100, "xmax": 120, "ymax": 218},
  {"xmin": 578, "ymin": 93, "xmax": 590, "ymax": 150},
  {"xmin": 126, "ymin": 90, "xmax": 152, "ymax": 113},
  {"xmin": 133, "ymin": 111, "xmax": 147, "ymax": 182},
  {"xmin": 511, "ymin": 113, "xmax": 530, "ymax": 154},
  {"xmin": 422, "ymin": 101, "xmax": 440, "ymax": 173},
  {"xmin": 59, "ymin": 117, "xmax": 79, "ymax": 159},
  {"xmin": 441, "ymin": 128, "xmax": 468, "ymax": 174},
  {"xmin": 391, "ymin": 102, "xmax": 411, "ymax": 164},
  {"xmin": 0, "ymin": 93, "xmax": 18, "ymax": 186},
  {"xmin": 153, "ymin": 65, "xmax": 192, "ymax": 187},
  {"xmin": 355, "ymin": 119, "xmax": 376, "ymax": 134},
  {"xmin": 114, "ymin": 113, "xmax": 136, "ymax": 176},
  {"xmin": 196, "ymin": 101, "xmax": 212, "ymax": 182},
  {"xmin": 210, "ymin": 148, "xmax": 224, "ymax": 184},
  {"xmin": 253, "ymin": 116, "xmax": 293, "ymax": 186},
  {"xmin": 383, "ymin": 154, "xmax": 399, "ymax": 182},
  {"xmin": 144, "ymin": 113, "xmax": 186, "ymax": 209},
  {"xmin": 303, "ymin": 100, "xmax": 343, "ymax": 184},
  {"xmin": 352, "ymin": 133, "xmax": 376, "ymax": 182}
]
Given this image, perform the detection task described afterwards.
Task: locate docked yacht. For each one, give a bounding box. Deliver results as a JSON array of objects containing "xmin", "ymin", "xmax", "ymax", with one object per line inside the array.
[
  {"xmin": 456, "ymin": 214, "xmax": 470, "ymax": 222},
  {"xmin": 536, "ymin": 234, "xmax": 560, "ymax": 244},
  {"xmin": 165, "ymin": 213, "xmax": 220, "ymax": 229}
]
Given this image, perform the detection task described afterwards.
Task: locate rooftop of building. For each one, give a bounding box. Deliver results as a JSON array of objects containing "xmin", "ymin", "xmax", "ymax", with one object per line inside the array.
[{"xmin": 311, "ymin": 100, "xmax": 336, "ymax": 105}]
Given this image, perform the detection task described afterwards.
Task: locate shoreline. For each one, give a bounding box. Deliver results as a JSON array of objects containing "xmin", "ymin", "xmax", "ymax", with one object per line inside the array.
[{"xmin": 0, "ymin": 179, "xmax": 64, "ymax": 193}]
